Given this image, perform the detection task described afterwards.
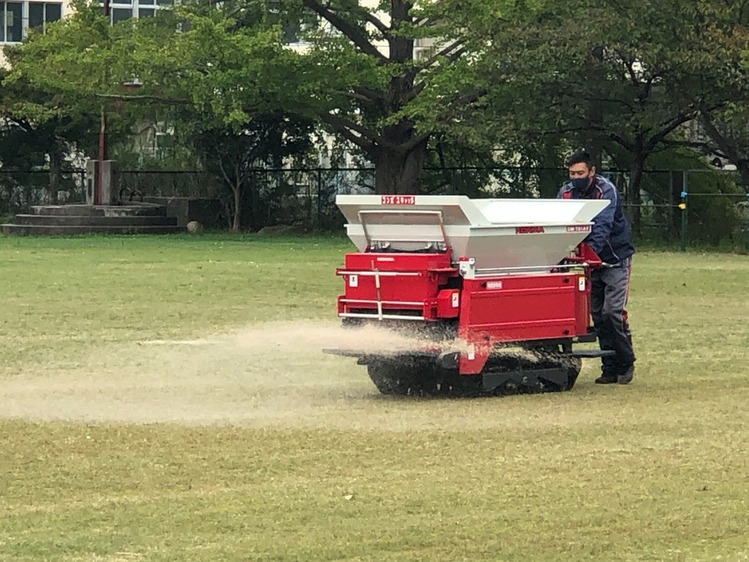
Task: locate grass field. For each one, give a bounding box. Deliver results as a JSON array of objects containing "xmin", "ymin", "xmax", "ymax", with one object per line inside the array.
[{"xmin": 1, "ymin": 234, "xmax": 748, "ymax": 562}]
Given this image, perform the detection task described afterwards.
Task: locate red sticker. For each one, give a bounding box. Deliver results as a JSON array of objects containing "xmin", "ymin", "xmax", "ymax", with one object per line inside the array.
[
  {"xmin": 380, "ymin": 195, "xmax": 416, "ymax": 205},
  {"xmin": 515, "ymin": 226, "xmax": 545, "ymax": 234}
]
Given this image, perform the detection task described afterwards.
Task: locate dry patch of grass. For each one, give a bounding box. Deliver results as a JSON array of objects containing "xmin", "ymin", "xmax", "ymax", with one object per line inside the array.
[{"xmin": 1, "ymin": 236, "xmax": 748, "ymax": 561}]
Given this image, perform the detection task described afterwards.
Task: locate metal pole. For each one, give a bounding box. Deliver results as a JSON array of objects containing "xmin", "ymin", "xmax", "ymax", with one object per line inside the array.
[
  {"xmin": 97, "ymin": 106, "xmax": 107, "ymax": 205},
  {"xmin": 317, "ymin": 169, "xmax": 322, "ymax": 228},
  {"xmin": 668, "ymin": 170, "xmax": 674, "ymax": 242},
  {"xmin": 680, "ymin": 172, "xmax": 688, "ymax": 252}
]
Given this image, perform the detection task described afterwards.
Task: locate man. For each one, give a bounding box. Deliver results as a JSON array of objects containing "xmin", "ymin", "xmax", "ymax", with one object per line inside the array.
[{"xmin": 558, "ymin": 150, "xmax": 636, "ymax": 384}]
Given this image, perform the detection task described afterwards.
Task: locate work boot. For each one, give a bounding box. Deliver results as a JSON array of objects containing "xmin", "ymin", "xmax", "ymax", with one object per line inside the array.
[
  {"xmin": 595, "ymin": 373, "xmax": 618, "ymax": 384},
  {"xmin": 617, "ymin": 365, "xmax": 635, "ymax": 385}
]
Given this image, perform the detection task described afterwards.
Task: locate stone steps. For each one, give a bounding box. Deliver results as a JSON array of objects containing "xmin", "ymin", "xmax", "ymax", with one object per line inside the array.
[
  {"xmin": 11, "ymin": 214, "xmax": 178, "ymax": 227},
  {"xmin": 1, "ymin": 224, "xmax": 184, "ymax": 236},
  {"xmin": 29, "ymin": 203, "xmax": 167, "ymax": 217},
  {"xmin": 1, "ymin": 203, "xmax": 185, "ymax": 236}
]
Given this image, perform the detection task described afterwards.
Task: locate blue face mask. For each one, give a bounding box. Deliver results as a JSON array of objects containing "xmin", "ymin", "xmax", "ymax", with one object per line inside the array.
[{"xmin": 571, "ymin": 176, "xmax": 592, "ymax": 191}]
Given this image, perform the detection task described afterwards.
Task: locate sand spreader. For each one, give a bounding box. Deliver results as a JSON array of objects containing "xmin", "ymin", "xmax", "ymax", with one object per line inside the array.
[{"xmin": 324, "ymin": 194, "xmax": 612, "ymax": 396}]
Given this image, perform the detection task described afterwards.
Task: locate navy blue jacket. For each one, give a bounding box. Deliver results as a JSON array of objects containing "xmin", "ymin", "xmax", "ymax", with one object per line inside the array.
[{"xmin": 557, "ymin": 175, "xmax": 635, "ymax": 264}]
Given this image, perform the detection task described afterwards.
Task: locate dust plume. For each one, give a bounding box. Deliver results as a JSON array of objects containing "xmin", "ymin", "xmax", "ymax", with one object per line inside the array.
[
  {"xmin": 0, "ymin": 321, "xmax": 450, "ymax": 428},
  {"xmin": 1, "ymin": 321, "xmax": 592, "ymax": 430}
]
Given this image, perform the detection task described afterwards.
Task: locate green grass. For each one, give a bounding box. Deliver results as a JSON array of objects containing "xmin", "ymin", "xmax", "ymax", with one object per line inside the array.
[
  {"xmin": 0, "ymin": 234, "xmax": 349, "ymax": 371},
  {"xmin": 1, "ymin": 234, "xmax": 748, "ymax": 561}
]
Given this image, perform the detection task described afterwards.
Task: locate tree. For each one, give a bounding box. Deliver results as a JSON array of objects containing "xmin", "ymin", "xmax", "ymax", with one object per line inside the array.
[
  {"xmin": 276, "ymin": 0, "xmax": 531, "ymax": 194},
  {"xmin": 0, "ymin": 56, "xmax": 99, "ymax": 207},
  {"xmin": 7, "ymin": 1, "xmax": 315, "ymax": 228},
  {"xmin": 113, "ymin": 0, "xmax": 531, "ymax": 195},
  {"xmin": 690, "ymin": 0, "xmax": 749, "ymax": 190},
  {"xmin": 7, "ymin": 0, "xmax": 559, "ymax": 199},
  {"xmin": 455, "ymin": 0, "xmax": 748, "ymax": 233},
  {"xmin": 182, "ymin": 112, "xmax": 313, "ymax": 232},
  {"xmin": 2, "ymin": 1, "xmax": 143, "ymax": 192}
]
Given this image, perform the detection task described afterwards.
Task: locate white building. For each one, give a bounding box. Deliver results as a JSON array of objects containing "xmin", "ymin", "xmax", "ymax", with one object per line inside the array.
[
  {"xmin": 0, "ymin": 0, "xmax": 172, "ymax": 56},
  {"xmin": 0, "ymin": 0, "xmax": 68, "ymax": 46}
]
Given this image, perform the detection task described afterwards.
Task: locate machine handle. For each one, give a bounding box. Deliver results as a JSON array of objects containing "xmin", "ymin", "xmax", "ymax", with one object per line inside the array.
[{"xmin": 357, "ymin": 209, "xmax": 448, "ymax": 249}]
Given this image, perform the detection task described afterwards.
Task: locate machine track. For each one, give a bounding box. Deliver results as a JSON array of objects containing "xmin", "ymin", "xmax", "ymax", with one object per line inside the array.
[{"xmin": 365, "ymin": 344, "xmax": 582, "ymax": 398}]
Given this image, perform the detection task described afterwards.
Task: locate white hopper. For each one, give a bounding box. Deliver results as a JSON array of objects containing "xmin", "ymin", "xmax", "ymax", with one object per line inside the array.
[{"xmin": 336, "ymin": 194, "xmax": 610, "ymax": 271}]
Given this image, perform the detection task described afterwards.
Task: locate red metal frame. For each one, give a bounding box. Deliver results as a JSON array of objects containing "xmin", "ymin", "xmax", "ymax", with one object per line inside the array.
[
  {"xmin": 336, "ymin": 244, "xmax": 599, "ymax": 375},
  {"xmin": 336, "ymin": 250, "xmax": 458, "ymax": 320}
]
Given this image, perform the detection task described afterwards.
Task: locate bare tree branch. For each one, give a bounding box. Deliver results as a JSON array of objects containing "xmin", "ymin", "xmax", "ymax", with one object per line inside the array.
[
  {"xmin": 415, "ymin": 39, "xmax": 465, "ymax": 71},
  {"xmin": 402, "ymin": 130, "xmax": 430, "ymax": 152},
  {"xmin": 302, "ymin": 0, "xmax": 388, "ymax": 62},
  {"xmin": 332, "ymin": 90, "xmax": 376, "ymax": 103},
  {"xmin": 643, "ymin": 113, "xmax": 696, "ymax": 152},
  {"xmin": 402, "ymin": 80, "xmax": 426, "ymax": 104},
  {"xmin": 319, "ymin": 113, "xmax": 376, "ymax": 152},
  {"xmin": 352, "ymin": 85, "xmax": 382, "ymax": 102},
  {"xmin": 95, "ymin": 93, "xmax": 191, "ymax": 104},
  {"xmin": 608, "ymin": 132, "xmax": 635, "ymax": 153},
  {"xmin": 355, "ymin": 5, "xmax": 390, "ymax": 36},
  {"xmin": 700, "ymin": 111, "xmax": 740, "ymax": 163}
]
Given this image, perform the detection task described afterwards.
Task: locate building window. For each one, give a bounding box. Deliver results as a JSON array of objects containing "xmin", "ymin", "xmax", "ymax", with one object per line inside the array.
[
  {"xmin": 1, "ymin": 2, "xmax": 23, "ymax": 42},
  {"xmin": 111, "ymin": 6, "xmax": 131, "ymax": 22},
  {"xmin": 28, "ymin": 2, "xmax": 61, "ymax": 32},
  {"xmin": 102, "ymin": 0, "xmax": 172, "ymax": 23},
  {"xmin": 0, "ymin": 1, "xmax": 62, "ymax": 43}
]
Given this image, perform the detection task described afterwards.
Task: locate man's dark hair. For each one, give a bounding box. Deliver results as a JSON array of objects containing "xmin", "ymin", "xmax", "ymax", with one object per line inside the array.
[{"xmin": 566, "ymin": 149, "xmax": 595, "ymax": 168}]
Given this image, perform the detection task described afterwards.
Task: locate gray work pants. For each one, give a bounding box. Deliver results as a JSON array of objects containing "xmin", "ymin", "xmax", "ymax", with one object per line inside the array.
[{"xmin": 590, "ymin": 257, "xmax": 636, "ymax": 375}]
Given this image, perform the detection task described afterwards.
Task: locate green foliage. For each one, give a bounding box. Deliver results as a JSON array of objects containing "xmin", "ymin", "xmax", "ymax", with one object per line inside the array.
[
  {"xmin": 183, "ymin": 112, "xmax": 315, "ymax": 231},
  {"xmin": 4, "ymin": 0, "xmax": 749, "ymax": 226}
]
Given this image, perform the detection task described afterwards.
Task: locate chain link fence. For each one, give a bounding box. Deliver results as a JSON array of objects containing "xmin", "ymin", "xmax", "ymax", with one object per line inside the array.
[
  {"xmin": 0, "ymin": 170, "xmax": 87, "ymax": 219},
  {"xmin": 2, "ymin": 166, "xmax": 747, "ymax": 251}
]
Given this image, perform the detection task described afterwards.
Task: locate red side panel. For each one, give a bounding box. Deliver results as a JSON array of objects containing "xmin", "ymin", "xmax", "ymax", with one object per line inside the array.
[
  {"xmin": 336, "ymin": 252, "xmax": 458, "ymax": 319},
  {"xmin": 460, "ymin": 274, "xmax": 587, "ymax": 339},
  {"xmin": 457, "ymin": 272, "xmax": 590, "ymax": 374}
]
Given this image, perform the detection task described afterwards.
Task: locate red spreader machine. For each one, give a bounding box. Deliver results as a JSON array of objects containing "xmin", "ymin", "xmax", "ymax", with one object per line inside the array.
[{"xmin": 324, "ymin": 195, "xmax": 612, "ymax": 396}]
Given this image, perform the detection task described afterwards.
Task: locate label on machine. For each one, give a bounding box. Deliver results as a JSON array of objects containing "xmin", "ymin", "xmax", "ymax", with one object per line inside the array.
[
  {"xmin": 349, "ymin": 274, "xmax": 358, "ymax": 287},
  {"xmin": 566, "ymin": 225, "xmax": 591, "ymax": 233},
  {"xmin": 380, "ymin": 195, "xmax": 416, "ymax": 205},
  {"xmin": 515, "ymin": 226, "xmax": 545, "ymax": 234}
]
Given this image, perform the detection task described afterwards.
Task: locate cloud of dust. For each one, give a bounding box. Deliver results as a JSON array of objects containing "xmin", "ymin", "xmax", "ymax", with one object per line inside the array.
[
  {"xmin": 0, "ymin": 321, "xmax": 455, "ymax": 429},
  {"xmin": 1, "ymin": 321, "xmax": 587, "ymax": 430}
]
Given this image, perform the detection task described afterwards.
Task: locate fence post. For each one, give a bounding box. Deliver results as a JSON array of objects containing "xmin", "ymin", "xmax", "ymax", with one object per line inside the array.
[
  {"xmin": 317, "ymin": 169, "xmax": 322, "ymax": 228},
  {"xmin": 679, "ymin": 172, "xmax": 688, "ymax": 252},
  {"xmin": 668, "ymin": 170, "xmax": 674, "ymax": 242}
]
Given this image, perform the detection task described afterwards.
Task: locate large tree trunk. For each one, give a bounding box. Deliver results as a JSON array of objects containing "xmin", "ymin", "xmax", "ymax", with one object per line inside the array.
[
  {"xmin": 373, "ymin": 138, "xmax": 428, "ymax": 194},
  {"xmin": 231, "ymin": 184, "xmax": 242, "ymax": 233}
]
